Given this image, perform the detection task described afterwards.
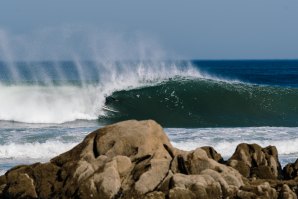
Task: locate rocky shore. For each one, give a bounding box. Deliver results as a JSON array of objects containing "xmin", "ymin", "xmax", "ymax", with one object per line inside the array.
[{"xmin": 1, "ymin": 120, "xmax": 298, "ymax": 199}]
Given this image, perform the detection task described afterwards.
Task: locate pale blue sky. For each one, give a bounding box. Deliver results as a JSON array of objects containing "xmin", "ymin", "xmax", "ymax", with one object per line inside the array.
[{"xmin": 0, "ymin": 0, "xmax": 298, "ymax": 59}]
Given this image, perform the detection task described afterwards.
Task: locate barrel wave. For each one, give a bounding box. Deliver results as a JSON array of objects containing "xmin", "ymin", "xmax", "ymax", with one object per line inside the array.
[{"xmin": 101, "ymin": 78, "xmax": 298, "ymax": 127}]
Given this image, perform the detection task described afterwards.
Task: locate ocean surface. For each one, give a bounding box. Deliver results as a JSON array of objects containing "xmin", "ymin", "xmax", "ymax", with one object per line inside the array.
[{"xmin": 1, "ymin": 60, "xmax": 298, "ymax": 175}]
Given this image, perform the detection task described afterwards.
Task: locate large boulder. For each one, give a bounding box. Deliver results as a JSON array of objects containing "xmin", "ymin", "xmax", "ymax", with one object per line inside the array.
[
  {"xmin": 53, "ymin": 119, "xmax": 174, "ymax": 198},
  {"xmin": 227, "ymin": 143, "xmax": 282, "ymax": 179}
]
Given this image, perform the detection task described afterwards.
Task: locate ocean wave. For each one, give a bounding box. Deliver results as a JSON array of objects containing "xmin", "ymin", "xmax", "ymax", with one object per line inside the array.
[
  {"xmin": 0, "ymin": 61, "xmax": 212, "ymax": 124},
  {"xmin": 2, "ymin": 61, "xmax": 297, "ymax": 126}
]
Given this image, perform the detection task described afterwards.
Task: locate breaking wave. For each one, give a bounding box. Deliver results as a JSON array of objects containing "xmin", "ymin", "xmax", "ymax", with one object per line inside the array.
[{"xmin": 0, "ymin": 61, "xmax": 207, "ymax": 124}]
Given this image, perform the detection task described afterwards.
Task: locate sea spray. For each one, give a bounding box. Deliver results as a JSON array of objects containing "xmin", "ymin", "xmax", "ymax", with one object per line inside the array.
[{"xmin": 0, "ymin": 27, "xmax": 207, "ymax": 123}]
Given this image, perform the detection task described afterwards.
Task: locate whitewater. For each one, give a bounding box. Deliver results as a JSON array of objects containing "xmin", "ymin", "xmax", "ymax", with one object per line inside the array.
[{"xmin": 1, "ymin": 59, "xmax": 298, "ymax": 175}]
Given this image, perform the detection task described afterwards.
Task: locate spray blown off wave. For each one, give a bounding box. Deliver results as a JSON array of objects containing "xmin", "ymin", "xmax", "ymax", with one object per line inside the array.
[{"xmin": 103, "ymin": 78, "xmax": 298, "ymax": 127}]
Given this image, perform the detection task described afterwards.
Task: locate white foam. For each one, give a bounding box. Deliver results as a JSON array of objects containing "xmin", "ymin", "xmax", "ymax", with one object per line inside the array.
[
  {"xmin": 0, "ymin": 141, "xmax": 77, "ymax": 159},
  {"xmin": 0, "ymin": 84, "xmax": 100, "ymax": 123}
]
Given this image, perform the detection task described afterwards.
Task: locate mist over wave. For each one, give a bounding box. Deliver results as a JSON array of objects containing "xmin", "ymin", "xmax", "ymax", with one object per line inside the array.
[
  {"xmin": 0, "ymin": 27, "xmax": 210, "ymax": 123},
  {"xmin": 1, "ymin": 27, "xmax": 298, "ymax": 128}
]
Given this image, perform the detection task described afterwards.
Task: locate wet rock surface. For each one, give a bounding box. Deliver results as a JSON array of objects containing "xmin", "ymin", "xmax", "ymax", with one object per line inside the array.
[{"xmin": 0, "ymin": 120, "xmax": 298, "ymax": 199}]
